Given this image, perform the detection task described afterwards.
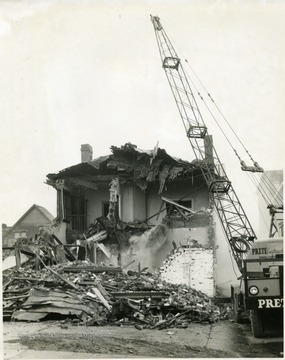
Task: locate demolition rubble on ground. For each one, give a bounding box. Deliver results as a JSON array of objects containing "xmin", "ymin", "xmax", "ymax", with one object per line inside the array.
[{"xmin": 3, "ymin": 234, "xmax": 230, "ymax": 330}]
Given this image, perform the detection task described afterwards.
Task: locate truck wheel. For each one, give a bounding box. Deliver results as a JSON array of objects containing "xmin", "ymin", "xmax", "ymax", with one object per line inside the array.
[{"xmin": 250, "ymin": 310, "xmax": 264, "ymax": 338}]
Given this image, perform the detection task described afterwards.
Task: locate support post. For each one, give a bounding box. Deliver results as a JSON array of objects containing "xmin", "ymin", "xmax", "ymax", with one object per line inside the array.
[
  {"xmin": 35, "ymin": 246, "xmax": 40, "ymax": 270},
  {"xmin": 15, "ymin": 246, "xmax": 21, "ymax": 269}
]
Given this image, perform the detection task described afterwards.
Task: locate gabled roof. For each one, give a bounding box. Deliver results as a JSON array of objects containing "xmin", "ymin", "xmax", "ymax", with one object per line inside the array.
[
  {"xmin": 34, "ymin": 205, "xmax": 55, "ymax": 222},
  {"xmin": 5, "ymin": 204, "xmax": 54, "ymax": 237}
]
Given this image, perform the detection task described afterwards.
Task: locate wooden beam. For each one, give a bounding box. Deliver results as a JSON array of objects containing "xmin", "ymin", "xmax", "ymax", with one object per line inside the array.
[
  {"xmin": 69, "ymin": 178, "xmax": 98, "ymax": 190},
  {"xmin": 15, "ymin": 247, "xmax": 21, "ymax": 269}
]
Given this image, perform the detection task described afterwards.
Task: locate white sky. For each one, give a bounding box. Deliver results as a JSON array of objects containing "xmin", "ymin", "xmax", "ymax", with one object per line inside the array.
[{"xmin": 0, "ymin": 0, "xmax": 284, "ymax": 234}]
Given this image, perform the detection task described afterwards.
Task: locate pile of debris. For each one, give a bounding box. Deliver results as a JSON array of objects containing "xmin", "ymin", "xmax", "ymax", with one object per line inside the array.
[{"xmin": 3, "ymin": 257, "xmax": 225, "ymax": 329}]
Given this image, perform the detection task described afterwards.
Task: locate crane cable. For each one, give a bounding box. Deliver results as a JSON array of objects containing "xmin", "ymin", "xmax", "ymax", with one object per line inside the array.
[
  {"xmin": 166, "ymin": 30, "xmax": 283, "ymax": 207},
  {"xmin": 178, "ymin": 62, "xmax": 238, "ymax": 155},
  {"xmin": 262, "ymin": 173, "xmax": 283, "ymax": 204},
  {"xmin": 186, "ymin": 63, "xmax": 283, "ymax": 205},
  {"xmin": 168, "ymin": 33, "xmax": 262, "ymax": 168},
  {"xmin": 185, "ymin": 60, "xmax": 260, "ymax": 166},
  {"xmin": 180, "ymin": 54, "xmax": 282, "ymax": 204}
]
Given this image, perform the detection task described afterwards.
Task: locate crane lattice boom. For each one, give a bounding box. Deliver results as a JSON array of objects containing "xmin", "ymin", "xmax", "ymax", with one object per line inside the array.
[{"xmin": 151, "ymin": 15, "xmax": 256, "ymax": 272}]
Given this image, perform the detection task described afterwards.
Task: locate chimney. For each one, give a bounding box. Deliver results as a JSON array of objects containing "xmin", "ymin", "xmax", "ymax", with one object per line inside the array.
[{"xmin": 81, "ymin": 144, "xmax": 93, "ymax": 163}]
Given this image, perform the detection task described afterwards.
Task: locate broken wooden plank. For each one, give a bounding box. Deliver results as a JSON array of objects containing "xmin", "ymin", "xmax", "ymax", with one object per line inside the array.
[
  {"xmin": 161, "ymin": 196, "xmax": 194, "ymax": 213},
  {"xmin": 44, "ymin": 266, "xmax": 78, "ymax": 290},
  {"xmin": 63, "ymin": 266, "xmax": 122, "ymax": 273},
  {"xmin": 96, "ymin": 242, "xmax": 111, "ymax": 258},
  {"xmin": 95, "ymin": 282, "xmax": 111, "ymax": 301},
  {"xmin": 33, "ymin": 252, "xmax": 78, "ymax": 290},
  {"xmin": 52, "ymin": 234, "xmax": 76, "ymax": 261},
  {"xmin": 88, "ymin": 288, "xmax": 111, "ymax": 311},
  {"xmin": 86, "ymin": 231, "xmax": 107, "ymax": 244},
  {"xmin": 3, "ymin": 295, "xmax": 29, "ymax": 301},
  {"xmin": 110, "ymin": 291, "xmax": 167, "ymax": 299}
]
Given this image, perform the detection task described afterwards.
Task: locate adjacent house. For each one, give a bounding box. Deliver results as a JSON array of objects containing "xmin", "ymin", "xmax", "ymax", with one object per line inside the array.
[
  {"xmin": 2, "ymin": 204, "xmax": 54, "ymax": 257},
  {"xmin": 46, "ymin": 141, "xmax": 217, "ymax": 296}
]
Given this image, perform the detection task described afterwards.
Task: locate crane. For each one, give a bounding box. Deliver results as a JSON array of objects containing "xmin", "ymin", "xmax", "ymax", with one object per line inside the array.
[
  {"xmin": 150, "ymin": 15, "xmax": 257, "ymax": 272},
  {"xmin": 150, "ymin": 15, "xmax": 283, "ymax": 339}
]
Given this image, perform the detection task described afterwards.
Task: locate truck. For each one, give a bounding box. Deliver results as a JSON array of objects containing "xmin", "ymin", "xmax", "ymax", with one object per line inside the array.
[
  {"xmin": 232, "ymin": 236, "xmax": 283, "ymax": 337},
  {"xmin": 150, "ymin": 15, "xmax": 283, "ymax": 338}
]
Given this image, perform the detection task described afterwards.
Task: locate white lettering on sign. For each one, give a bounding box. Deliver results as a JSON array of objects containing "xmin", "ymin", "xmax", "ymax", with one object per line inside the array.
[
  {"xmin": 252, "ymin": 247, "xmax": 267, "ymax": 255},
  {"xmin": 258, "ymin": 298, "xmax": 283, "ymax": 308}
]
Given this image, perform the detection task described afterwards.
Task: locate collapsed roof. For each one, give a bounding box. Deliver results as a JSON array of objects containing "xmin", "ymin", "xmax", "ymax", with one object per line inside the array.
[{"xmin": 46, "ymin": 143, "xmax": 204, "ymax": 193}]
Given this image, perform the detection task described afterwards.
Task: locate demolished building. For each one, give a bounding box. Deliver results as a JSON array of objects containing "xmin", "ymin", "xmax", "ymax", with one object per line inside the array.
[{"xmin": 46, "ymin": 141, "xmax": 216, "ymax": 297}]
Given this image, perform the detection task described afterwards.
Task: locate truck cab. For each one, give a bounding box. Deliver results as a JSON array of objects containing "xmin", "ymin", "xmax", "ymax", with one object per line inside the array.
[{"xmin": 232, "ymin": 237, "xmax": 283, "ymax": 337}]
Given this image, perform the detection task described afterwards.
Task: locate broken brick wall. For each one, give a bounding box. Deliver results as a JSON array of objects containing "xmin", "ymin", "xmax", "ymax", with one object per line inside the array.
[{"xmin": 160, "ymin": 247, "xmax": 215, "ymax": 297}]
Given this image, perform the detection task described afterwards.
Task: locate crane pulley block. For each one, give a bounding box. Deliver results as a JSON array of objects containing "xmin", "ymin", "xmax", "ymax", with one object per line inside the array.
[
  {"xmin": 240, "ymin": 160, "xmax": 264, "ymax": 173},
  {"xmin": 187, "ymin": 124, "xmax": 208, "ymax": 139},
  {"xmin": 163, "ymin": 57, "xmax": 180, "ymax": 70},
  {"xmin": 150, "ymin": 15, "xmax": 162, "ymax": 31},
  {"xmin": 209, "ymin": 179, "xmax": 231, "ymax": 194}
]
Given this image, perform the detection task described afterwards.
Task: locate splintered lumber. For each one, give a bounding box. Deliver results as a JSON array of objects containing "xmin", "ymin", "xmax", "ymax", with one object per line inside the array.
[
  {"xmin": 96, "ymin": 243, "xmax": 111, "ymax": 258},
  {"xmin": 86, "ymin": 231, "xmax": 107, "ymax": 244},
  {"xmin": 3, "ymin": 251, "xmax": 223, "ymax": 327},
  {"xmin": 95, "ymin": 282, "xmax": 111, "ymax": 301},
  {"xmin": 34, "ymin": 252, "xmax": 78, "ymax": 290},
  {"xmin": 44, "ymin": 265, "xmax": 78, "ymax": 290},
  {"xmin": 52, "ymin": 234, "xmax": 76, "ymax": 261},
  {"xmin": 87, "ymin": 288, "xmax": 111, "ymax": 311}
]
